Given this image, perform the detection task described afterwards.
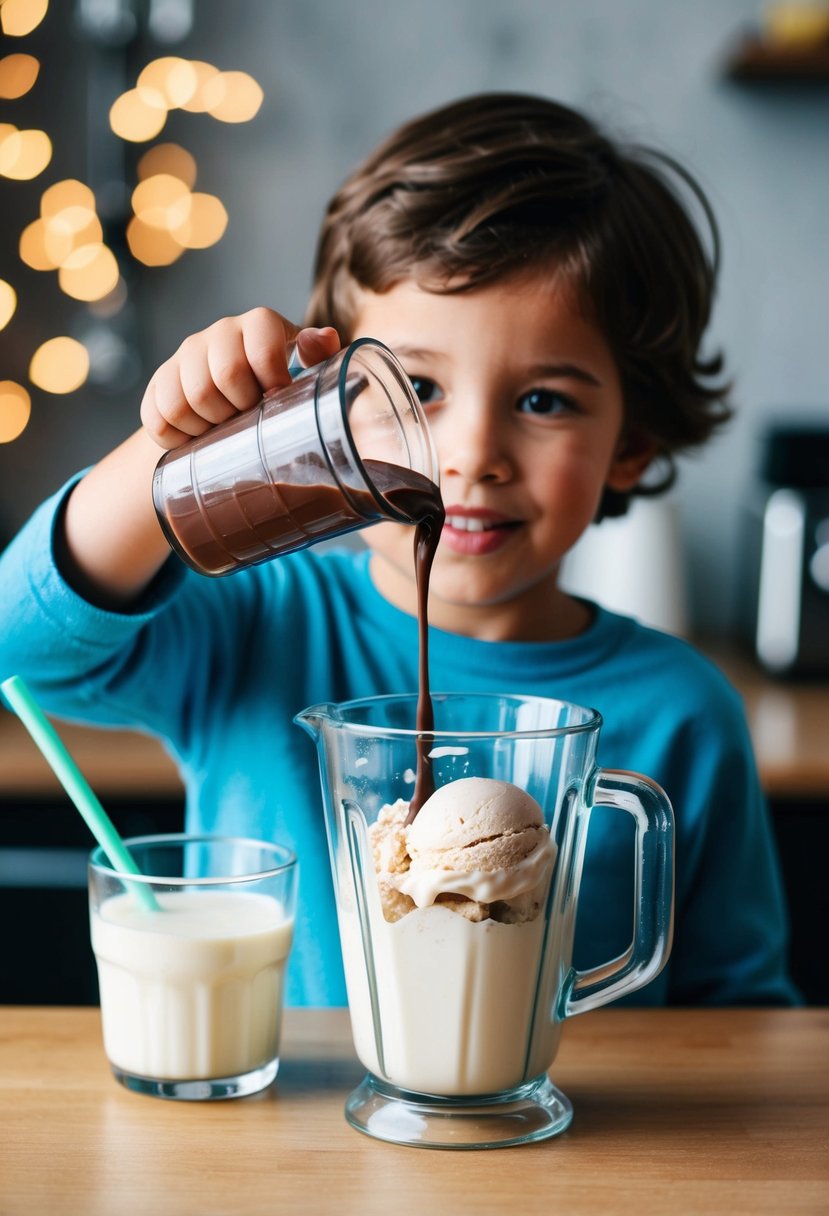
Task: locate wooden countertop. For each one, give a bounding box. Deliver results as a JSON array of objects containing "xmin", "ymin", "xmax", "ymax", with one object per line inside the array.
[
  {"xmin": 1, "ymin": 645, "xmax": 828, "ymax": 799},
  {"xmin": 0, "ymin": 1007, "xmax": 826, "ymax": 1215},
  {"xmin": 700, "ymin": 645, "xmax": 829, "ymax": 798},
  {"xmin": 0, "ymin": 717, "xmax": 184, "ymax": 798}
]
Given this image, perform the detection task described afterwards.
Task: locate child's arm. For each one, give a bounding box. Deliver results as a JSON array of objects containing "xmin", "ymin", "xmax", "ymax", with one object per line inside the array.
[{"xmin": 60, "ymin": 310, "xmax": 339, "ymax": 609}]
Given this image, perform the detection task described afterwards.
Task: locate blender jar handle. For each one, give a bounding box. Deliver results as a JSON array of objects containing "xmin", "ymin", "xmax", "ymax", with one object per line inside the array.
[{"xmin": 559, "ymin": 769, "xmax": 674, "ymax": 1018}]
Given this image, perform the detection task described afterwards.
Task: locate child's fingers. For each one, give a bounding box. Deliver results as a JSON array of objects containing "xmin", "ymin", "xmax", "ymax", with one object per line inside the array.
[
  {"xmin": 176, "ymin": 336, "xmax": 239, "ymax": 428},
  {"xmin": 140, "ymin": 373, "xmax": 199, "ymax": 449},
  {"xmin": 146, "ymin": 353, "xmax": 233, "ymax": 440},
  {"xmin": 239, "ymin": 307, "xmax": 301, "ymax": 391},
  {"xmin": 295, "ymin": 325, "xmax": 341, "ymax": 368},
  {"xmin": 205, "ymin": 318, "xmax": 263, "ymax": 413},
  {"xmin": 239, "ymin": 309, "xmax": 340, "ymax": 389},
  {"xmin": 140, "ymin": 311, "xmax": 342, "ymax": 451}
]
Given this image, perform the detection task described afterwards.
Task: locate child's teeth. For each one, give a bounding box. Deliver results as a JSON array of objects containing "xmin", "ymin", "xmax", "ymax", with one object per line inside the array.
[{"xmin": 448, "ymin": 516, "xmax": 486, "ymax": 532}]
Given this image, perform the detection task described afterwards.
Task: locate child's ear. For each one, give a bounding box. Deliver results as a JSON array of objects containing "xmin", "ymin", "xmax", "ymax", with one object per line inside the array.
[{"xmin": 606, "ymin": 430, "xmax": 657, "ymax": 492}]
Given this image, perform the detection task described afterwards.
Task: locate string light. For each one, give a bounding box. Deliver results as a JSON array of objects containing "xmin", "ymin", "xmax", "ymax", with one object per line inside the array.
[
  {"xmin": 132, "ymin": 172, "xmax": 190, "ymax": 227},
  {"xmin": 137, "ymin": 56, "xmax": 197, "ymax": 108},
  {"xmin": 0, "ymin": 279, "xmax": 17, "ymax": 330},
  {"xmin": 207, "ymin": 72, "xmax": 263, "ymax": 123},
  {"xmin": 41, "ymin": 178, "xmax": 96, "ymax": 216},
  {"xmin": 1, "ymin": 16, "xmax": 263, "ymax": 438},
  {"xmin": 58, "ymin": 243, "xmax": 120, "ymax": 302},
  {"xmin": 18, "ymin": 218, "xmax": 52, "ymax": 269},
  {"xmin": 137, "ymin": 142, "xmax": 197, "ymax": 188},
  {"xmin": 126, "ymin": 216, "xmax": 185, "ymax": 266},
  {"xmin": 45, "ymin": 211, "xmax": 103, "ymax": 266},
  {"xmin": 0, "ymin": 0, "xmax": 49, "ymax": 39},
  {"xmin": 0, "ymin": 125, "xmax": 52, "ymax": 179},
  {"xmin": 169, "ymin": 192, "xmax": 227, "ymax": 249},
  {"xmin": 28, "ymin": 336, "xmax": 90, "ymax": 394},
  {"xmin": 108, "ymin": 57, "xmax": 262, "ymax": 132},
  {"xmin": 17, "ymin": 178, "xmax": 117, "ymax": 303},
  {"xmin": 109, "ymin": 87, "xmax": 168, "ymax": 142},
  {"xmin": 178, "ymin": 60, "xmax": 224, "ymax": 112},
  {"xmin": 127, "ymin": 173, "xmax": 227, "ymax": 258},
  {"xmin": 0, "ymin": 53, "xmax": 40, "ymax": 99},
  {"xmin": 0, "ymin": 380, "xmax": 32, "ymax": 442}
]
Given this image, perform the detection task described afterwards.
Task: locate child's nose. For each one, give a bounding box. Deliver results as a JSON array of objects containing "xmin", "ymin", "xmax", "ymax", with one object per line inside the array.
[{"xmin": 436, "ymin": 408, "xmax": 513, "ymax": 485}]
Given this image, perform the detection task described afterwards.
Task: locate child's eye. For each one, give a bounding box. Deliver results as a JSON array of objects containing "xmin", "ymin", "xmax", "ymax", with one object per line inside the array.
[
  {"xmin": 409, "ymin": 376, "xmax": 442, "ymax": 406},
  {"xmin": 516, "ymin": 389, "xmax": 578, "ymax": 416}
]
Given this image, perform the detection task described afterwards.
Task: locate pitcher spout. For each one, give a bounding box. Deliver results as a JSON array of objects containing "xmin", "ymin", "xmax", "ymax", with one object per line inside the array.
[{"xmin": 293, "ymin": 703, "xmax": 338, "ymax": 741}]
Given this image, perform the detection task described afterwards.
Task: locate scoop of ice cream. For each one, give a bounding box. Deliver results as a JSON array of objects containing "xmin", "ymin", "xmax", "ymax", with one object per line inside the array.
[
  {"xmin": 406, "ymin": 777, "xmax": 547, "ymax": 872},
  {"xmin": 396, "ymin": 777, "xmax": 555, "ymax": 909},
  {"xmin": 368, "ymin": 800, "xmax": 417, "ymax": 922}
]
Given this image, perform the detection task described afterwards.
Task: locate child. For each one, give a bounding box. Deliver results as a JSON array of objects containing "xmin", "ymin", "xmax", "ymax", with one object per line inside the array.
[{"xmin": 0, "ymin": 92, "xmax": 798, "ymax": 1007}]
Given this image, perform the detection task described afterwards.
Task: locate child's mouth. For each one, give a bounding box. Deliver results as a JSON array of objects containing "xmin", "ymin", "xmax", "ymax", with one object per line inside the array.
[{"xmin": 442, "ymin": 512, "xmax": 521, "ymax": 555}]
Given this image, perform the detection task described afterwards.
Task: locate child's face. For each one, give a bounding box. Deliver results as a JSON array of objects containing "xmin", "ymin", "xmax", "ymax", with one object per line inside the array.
[{"xmin": 350, "ymin": 273, "xmax": 651, "ymax": 642}]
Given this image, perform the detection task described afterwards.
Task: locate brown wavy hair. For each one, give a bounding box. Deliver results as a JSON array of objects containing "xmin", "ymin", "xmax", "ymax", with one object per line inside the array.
[{"xmin": 306, "ymin": 92, "xmax": 731, "ymax": 517}]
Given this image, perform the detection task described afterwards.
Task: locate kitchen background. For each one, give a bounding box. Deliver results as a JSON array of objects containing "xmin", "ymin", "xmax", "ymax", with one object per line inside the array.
[
  {"xmin": 1, "ymin": 0, "xmax": 827, "ymax": 1006},
  {"xmin": 1, "ymin": 0, "xmax": 828, "ymax": 638}
]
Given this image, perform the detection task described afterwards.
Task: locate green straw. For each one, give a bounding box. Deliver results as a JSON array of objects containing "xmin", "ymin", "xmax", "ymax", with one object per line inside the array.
[{"xmin": 1, "ymin": 675, "xmax": 159, "ymax": 912}]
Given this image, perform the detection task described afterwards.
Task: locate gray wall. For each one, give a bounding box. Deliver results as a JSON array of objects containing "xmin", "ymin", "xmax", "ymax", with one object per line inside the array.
[{"xmin": 2, "ymin": 0, "xmax": 827, "ymax": 634}]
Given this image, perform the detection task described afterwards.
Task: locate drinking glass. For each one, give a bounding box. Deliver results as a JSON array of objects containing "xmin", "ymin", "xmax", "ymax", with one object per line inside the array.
[{"xmin": 89, "ymin": 834, "xmax": 298, "ymax": 1100}]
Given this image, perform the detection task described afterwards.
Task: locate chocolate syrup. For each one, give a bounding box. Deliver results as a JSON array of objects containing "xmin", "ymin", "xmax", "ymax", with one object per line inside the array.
[
  {"xmin": 158, "ymin": 457, "xmax": 439, "ymax": 576},
  {"xmin": 158, "ymin": 452, "xmax": 444, "ymax": 818},
  {"xmin": 405, "ymin": 500, "xmax": 443, "ymax": 824},
  {"xmin": 379, "ymin": 477, "xmax": 445, "ymax": 825}
]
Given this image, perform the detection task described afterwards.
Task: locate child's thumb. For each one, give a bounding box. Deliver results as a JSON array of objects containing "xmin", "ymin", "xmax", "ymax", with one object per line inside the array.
[{"xmin": 292, "ymin": 326, "xmax": 341, "ymax": 369}]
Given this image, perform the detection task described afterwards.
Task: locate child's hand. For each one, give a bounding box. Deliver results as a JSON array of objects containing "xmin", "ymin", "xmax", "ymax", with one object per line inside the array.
[{"xmin": 140, "ymin": 308, "xmax": 340, "ymax": 449}]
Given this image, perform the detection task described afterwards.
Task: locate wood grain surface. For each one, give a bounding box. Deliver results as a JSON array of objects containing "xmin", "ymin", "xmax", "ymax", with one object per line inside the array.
[{"xmin": 0, "ymin": 1007, "xmax": 826, "ymax": 1216}]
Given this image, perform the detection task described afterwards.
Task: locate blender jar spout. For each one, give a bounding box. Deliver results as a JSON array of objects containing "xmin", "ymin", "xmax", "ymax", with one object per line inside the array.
[{"xmin": 293, "ymin": 704, "xmax": 338, "ymax": 740}]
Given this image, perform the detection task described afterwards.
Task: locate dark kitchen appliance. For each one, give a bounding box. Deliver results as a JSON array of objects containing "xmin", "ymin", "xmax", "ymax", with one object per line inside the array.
[{"xmin": 741, "ymin": 423, "xmax": 829, "ymax": 677}]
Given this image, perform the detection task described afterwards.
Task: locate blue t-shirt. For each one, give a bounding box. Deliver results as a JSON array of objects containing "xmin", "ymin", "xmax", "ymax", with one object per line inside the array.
[{"xmin": 0, "ymin": 480, "xmax": 798, "ymax": 1007}]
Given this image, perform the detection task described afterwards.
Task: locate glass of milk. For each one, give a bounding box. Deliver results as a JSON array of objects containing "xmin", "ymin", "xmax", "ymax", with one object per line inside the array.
[{"xmin": 89, "ymin": 834, "xmax": 297, "ymax": 1100}]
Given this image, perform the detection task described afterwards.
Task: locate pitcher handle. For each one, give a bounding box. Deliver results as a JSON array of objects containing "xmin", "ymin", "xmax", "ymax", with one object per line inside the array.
[{"xmin": 559, "ymin": 768, "xmax": 674, "ymax": 1018}]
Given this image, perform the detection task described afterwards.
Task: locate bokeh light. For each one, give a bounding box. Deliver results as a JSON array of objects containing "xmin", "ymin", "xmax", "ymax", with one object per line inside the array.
[
  {"xmin": 113, "ymin": 57, "xmax": 264, "ymax": 126},
  {"xmin": 109, "ymin": 87, "xmax": 167, "ymax": 142},
  {"xmin": 1, "ymin": 34, "xmax": 263, "ymax": 435},
  {"xmin": 0, "ymin": 0, "xmax": 48, "ymax": 38},
  {"xmin": 58, "ymin": 243, "xmax": 120, "ymax": 302},
  {"xmin": 0, "ymin": 279, "xmax": 17, "ymax": 330},
  {"xmin": 0, "ymin": 126, "xmax": 52, "ymax": 179},
  {"xmin": 126, "ymin": 216, "xmax": 184, "ymax": 266},
  {"xmin": 19, "ymin": 218, "xmax": 54, "ymax": 269},
  {"xmin": 0, "ymin": 53, "xmax": 40, "ymax": 98},
  {"xmin": 132, "ymin": 172, "xmax": 190, "ymax": 228},
  {"xmin": 0, "ymin": 381, "xmax": 32, "ymax": 443},
  {"xmin": 28, "ymin": 337, "xmax": 90, "ymax": 393},
  {"xmin": 41, "ymin": 178, "xmax": 96, "ymax": 217},
  {"xmin": 170, "ymin": 192, "xmax": 228, "ymax": 249},
  {"xmin": 137, "ymin": 56, "xmax": 197, "ymax": 108},
  {"xmin": 208, "ymin": 72, "xmax": 263, "ymax": 123},
  {"xmin": 19, "ymin": 181, "xmax": 105, "ymax": 273},
  {"xmin": 178, "ymin": 60, "xmax": 224, "ymax": 112},
  {"xmin": 137, "ymin": 142, "xmax": 197, "ymax": 188},
  {"xmin": 44, "ymin": 190, "xmax": 101, "ymax": 260},
  {"xmin": 44, "ymin": 210, "xmax": 103, "ymax": 266}
]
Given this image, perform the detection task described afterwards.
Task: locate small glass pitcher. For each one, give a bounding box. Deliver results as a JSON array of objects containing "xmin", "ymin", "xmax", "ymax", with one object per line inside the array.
[
  {"xmin": 153, "ymin": 338, "xmax": 439, "ymax": 576},
  {"xmin": 295, "ymin": 691, "xmax": 674, "ymax": 1149}
]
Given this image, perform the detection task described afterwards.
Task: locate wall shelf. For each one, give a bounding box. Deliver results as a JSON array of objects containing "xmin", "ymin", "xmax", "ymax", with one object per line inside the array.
[{"xmin": 725, "ymin": 36, "xmax": 829, "ymax": 82}]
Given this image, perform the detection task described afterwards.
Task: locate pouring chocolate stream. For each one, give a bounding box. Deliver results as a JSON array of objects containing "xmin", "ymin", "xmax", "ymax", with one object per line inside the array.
[{"xmin": 376, "ymin": 470, "xmax": 445, "ymax": 824}]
